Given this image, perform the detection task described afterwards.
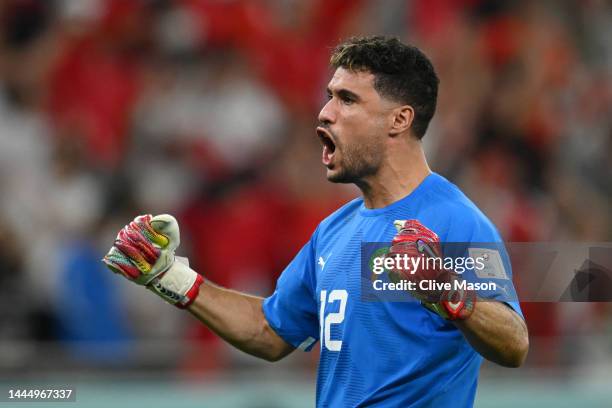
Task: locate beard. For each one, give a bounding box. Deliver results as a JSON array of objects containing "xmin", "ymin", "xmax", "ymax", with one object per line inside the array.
[{"xmin": 327, "ymin": 136, "xmax": 385, "ymax": 184}]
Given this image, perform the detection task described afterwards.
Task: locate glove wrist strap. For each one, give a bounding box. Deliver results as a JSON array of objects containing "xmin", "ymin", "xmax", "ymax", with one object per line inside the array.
[
  {"xmin": 423, "ymin": 289, "xmax": 476, "ymax": 320},
  {"xmin": 148, "ymin": 257, "xmax": 203, "ymax": 308},
  {"xmin": 441, "ymin": 289, "xmax": 476, "ymax": 320}
]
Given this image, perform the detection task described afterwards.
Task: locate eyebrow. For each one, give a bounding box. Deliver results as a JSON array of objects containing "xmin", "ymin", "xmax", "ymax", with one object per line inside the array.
[{"xmin": 327, "ymin": 87, "xmax": 361, "ymax": 102}]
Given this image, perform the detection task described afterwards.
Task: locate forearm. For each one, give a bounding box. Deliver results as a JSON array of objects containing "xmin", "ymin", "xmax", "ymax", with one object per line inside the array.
[
  {"xmin": 187, "ymin": 281, "xmax": 294, "ymax": 362},
  {"xmin": 454, "ymin": 301, "xmax": 529, "ymax": 367}
]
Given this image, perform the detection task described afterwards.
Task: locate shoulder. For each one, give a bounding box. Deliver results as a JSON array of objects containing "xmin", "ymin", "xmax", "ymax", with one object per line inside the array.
[
  {"xmin": 318, "ymin": 196, "xmax": 362, "ymax": 230},
  {"xmin": 310, "ymin": 197, "xmax": 362, "ymax": 243},
  {"xmin": 420, "ymin": 174, "xmax": 502, "ymax": 242}
]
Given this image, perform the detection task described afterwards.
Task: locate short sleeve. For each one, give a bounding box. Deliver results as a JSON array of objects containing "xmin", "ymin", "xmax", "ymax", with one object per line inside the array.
[
  {"xmin": 442, "ymin": 208, "xmax": 524, "ymax": 319},
  {"xmin": 262, "ymin": 236, "xmax": 319, "ymax": 351}
]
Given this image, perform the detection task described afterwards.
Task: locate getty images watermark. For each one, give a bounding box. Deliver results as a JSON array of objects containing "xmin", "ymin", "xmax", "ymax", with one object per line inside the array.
[
  {"xmin": 370, "ymin": 252, "xmax": 496, "ymax": 292},
  {"xmin": 360, "ymin": 242, "xmax": 612, "ymax": 303}
]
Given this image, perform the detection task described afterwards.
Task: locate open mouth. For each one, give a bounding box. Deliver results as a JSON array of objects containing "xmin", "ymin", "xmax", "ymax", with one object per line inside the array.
[{"xmin": 316, "ymin": 127, "xmax": 336, "ymax": 167}]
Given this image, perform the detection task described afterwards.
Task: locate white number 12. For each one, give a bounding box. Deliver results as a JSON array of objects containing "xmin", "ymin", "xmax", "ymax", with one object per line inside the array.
[{"xmin": 319, "ymin": 289, "xmax": 348, "ymax": 351}]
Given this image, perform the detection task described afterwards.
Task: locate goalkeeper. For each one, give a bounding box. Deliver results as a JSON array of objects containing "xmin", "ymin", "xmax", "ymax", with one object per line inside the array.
[{"xmin": 103, "ymin": 36, "xmax": 528, "ymax": 407}]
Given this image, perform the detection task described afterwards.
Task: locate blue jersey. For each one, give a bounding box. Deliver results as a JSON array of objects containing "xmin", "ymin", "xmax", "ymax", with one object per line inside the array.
[{"xmin": 263, "ymin": 172, "xmax": 522, "ymax": 407}]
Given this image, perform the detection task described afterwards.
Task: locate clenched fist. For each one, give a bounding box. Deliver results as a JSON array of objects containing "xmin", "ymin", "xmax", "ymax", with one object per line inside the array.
[
  {"xmin": 103, "ymin": 214, "xmax": 203, "ymax": 308},
  {"xmin": 387, "ymin": 219, "xmax": 475, "ymax": 320}
]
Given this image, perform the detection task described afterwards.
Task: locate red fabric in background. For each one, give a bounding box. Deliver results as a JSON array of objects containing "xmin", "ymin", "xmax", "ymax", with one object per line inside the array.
[
  {"xmin": 47, "ymin": 34, "xmax": 141, "ymax": 166},
  {"xmin": 183, "ymin": 0, "xmax": 363, "ymax": 111},
  {"xmin": 47, "ymin": 0, "xmax": 148, "ymax": 166}
]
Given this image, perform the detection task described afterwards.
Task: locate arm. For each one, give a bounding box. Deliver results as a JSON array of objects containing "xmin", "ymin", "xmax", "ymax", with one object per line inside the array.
[
  {"xmin": 389, "ymin": 219, "xmax": 529, "ymax": 367},
  {"xmin": 187, "ymin": 281, "xmax": 295, "ymax": 362},
  {"xmin": 454, "ymin": 301, "xmax": 529, "ymax": 367},
  {"xmin": 102, "ymin": 214, "xmax": 294, "ymax": 363}
]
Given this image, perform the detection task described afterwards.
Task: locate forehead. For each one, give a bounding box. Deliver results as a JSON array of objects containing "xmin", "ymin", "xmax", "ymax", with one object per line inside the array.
[{"xmin": 327, "ymin": 67, "xmax": 377, "ymax": 95}]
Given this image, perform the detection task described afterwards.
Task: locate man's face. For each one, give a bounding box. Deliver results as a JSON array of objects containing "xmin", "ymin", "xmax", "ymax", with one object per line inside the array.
[{"xmin": 317, "ymin": 68, "xmax": 391, "ymax": 184}]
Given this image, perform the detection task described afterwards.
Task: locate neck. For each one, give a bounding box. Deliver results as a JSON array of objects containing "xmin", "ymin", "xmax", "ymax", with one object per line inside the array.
[{"xmin": 358, "ymin": 142, "xmax": 431, "ymax": 209}]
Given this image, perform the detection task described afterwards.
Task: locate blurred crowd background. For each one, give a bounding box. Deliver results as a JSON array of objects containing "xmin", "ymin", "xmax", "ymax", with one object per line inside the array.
[{"xmin": 0, "ymin": 0, "xmax": 610, "ymax": 406}]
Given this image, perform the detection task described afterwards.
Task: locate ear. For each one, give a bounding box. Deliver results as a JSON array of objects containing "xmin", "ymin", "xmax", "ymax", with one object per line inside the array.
[{"xmin": 389, "ymin": 105, "xmax": 414, "ymax": 136}]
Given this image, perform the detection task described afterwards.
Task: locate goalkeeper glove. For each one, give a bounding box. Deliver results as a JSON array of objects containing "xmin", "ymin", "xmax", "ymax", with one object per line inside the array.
[
  {"xmin": 102, "ymin": 214, "xmax": 203, "ymax": 308},
  {"xmin": 387, "ymin": 219, "xmax": 475, "ymax": 320}
]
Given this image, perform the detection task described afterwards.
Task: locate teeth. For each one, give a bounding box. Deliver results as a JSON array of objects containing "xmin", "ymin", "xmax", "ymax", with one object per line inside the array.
[
  {"xmin": 317, "ymin": 129, "xmax": 335, "ymax": 153},
  {"xmin": 323, "ymin": 137, "xmax": 333, "ymax": 150}
]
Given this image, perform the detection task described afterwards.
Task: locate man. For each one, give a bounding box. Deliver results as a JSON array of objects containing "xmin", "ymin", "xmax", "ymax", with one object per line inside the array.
[{"xmin": 104, "ymin": 36, "xmax": 528, "ymax": 407}]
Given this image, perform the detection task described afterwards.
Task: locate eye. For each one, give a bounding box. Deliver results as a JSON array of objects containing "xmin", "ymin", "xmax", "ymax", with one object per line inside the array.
[{"xmin": 341, "ymin": 96, "xmax": 354, "ymax": 105}]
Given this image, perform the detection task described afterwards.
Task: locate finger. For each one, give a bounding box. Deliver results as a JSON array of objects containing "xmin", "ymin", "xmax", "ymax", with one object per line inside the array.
[
  {"xmin": 118, "ymin": 227, "xmax": 160, "ymax": 264},
  {"xmin": 114, "ymin": 239, "xmax": 152, "ymax": 273},
  {"xmin": 393, "ymin": 219, "xmax": 422, "ymax": 234},
  {"xmin": 418, "ymin": 228, "xmax": 440, "ymax": 242},
  {"xmin": 150, "ymin": 214, "xmax": 179, "ymax": 247},
  {"xmin": 392, "ymin": 231, "xmax": 419, "ymax": 245},
  {"xmin": 400, "ymin": 221, "xmax": 440, "ymax": 243},
  {"xmin": 402, "ymin": 219, "xmax": 425, "ymax": 229},
  {"xmin": 389, "ymin": 240, "xmax": 419, "ymax": 255},
  {"xmin": 102, "ymin": 247, "xmax": 141, "ymax": 280},
  {"xmin": 134, "ymin": 215, "xmax": 170, "ymax": 248}
]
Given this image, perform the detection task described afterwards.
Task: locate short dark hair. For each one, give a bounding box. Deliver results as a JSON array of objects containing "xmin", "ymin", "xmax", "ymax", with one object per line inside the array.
[{"xmin": 330, "ymin": 36, "xmax": 439, "ymax": 139}]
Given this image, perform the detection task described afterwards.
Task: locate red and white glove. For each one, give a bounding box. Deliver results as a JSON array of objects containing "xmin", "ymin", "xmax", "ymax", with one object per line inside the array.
[
  {"xmin": 102, "ymin": 214, "xmax": 203, "ymax": 308},
  {"xmin": 387, "ymin": 219, "xmax": 475, "ymax": 320}
]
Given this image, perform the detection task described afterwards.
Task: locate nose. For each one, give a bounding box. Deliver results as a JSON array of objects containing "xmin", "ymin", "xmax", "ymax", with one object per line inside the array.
[{"xmin": 318, "ymin": 98, "xmax": 336, "ymax": 125}]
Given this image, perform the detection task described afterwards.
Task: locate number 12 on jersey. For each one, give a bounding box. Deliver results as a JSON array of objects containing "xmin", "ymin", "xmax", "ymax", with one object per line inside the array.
[{"xmin": 319, "ymin": 289, "xmax": 348, "ymax": 351}]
